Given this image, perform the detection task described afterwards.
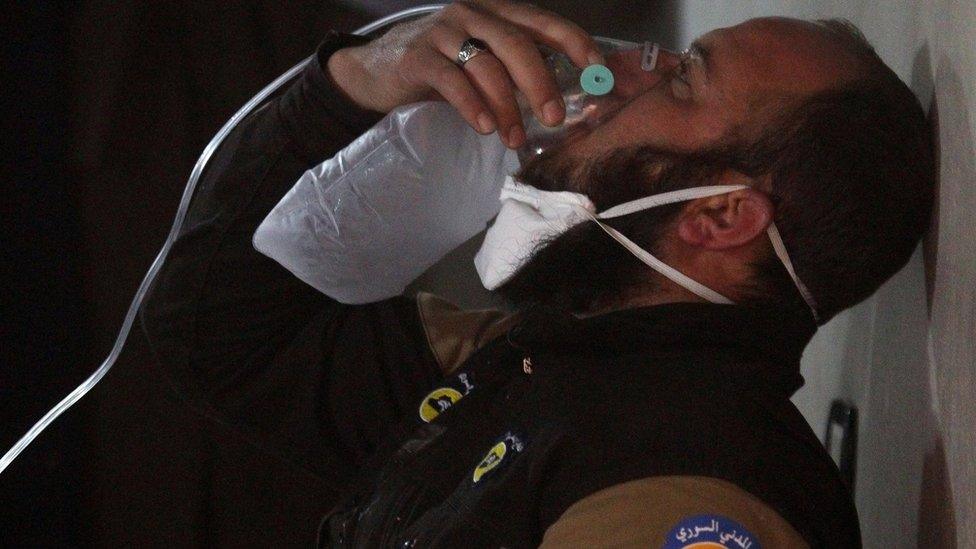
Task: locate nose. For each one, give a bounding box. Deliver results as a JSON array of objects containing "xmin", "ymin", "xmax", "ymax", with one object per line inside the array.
[
  {"xmin": 654, "ymin": 47, "xmax": 682, "ymax": 73},
  {"xmin": 604, "ymin": 45, "xmax": 681, "ymax": 99}
]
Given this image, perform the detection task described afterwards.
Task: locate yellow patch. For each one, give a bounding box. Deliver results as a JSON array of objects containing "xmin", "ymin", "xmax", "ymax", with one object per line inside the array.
[
  {"xmin": 418, "ymin": 387, "xmax": 463, "ymax": 423},
  {"xmin": 472, "ymin": 441, "xmax": 507, "ymax": 483}
]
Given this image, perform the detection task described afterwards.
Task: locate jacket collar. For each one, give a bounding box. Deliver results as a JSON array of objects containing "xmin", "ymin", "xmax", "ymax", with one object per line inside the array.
[{"xmin": 507, "ymin": 302, "xmax": 816, "ymax": 396}]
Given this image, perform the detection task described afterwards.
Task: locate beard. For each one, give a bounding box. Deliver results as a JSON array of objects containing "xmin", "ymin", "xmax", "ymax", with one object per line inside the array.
[{"xmin": 494, "ymin": 140, "xmax": 728, "ymax": 314}]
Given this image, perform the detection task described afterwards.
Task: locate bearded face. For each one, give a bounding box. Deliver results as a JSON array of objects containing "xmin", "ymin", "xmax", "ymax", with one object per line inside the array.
[{"xmin": 495, "ymin": 140, "xmax": 731, "ymax": 313}]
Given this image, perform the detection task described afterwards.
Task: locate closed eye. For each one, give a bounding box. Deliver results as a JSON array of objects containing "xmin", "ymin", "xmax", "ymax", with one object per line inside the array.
[
  {"xmin": 675, "ymin": 57, "xmax": 690, "ymax": 83},
  {"xmin": 669, "ymin": 49, "xmax": 694, "ymax": 98}
]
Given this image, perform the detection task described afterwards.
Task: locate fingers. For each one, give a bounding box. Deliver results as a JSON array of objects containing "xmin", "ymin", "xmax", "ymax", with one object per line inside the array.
[
  {"xmin": 399, "ymin": 1, "xmax": 604, "ymax": 148},
  {"xmin": 484, "ymin": 0, "xmax": 603, "ymax": 68},
  {"xmin": 429, "ymin": 24, "xmax": 524, "ymax": 147},
  {"xmin": 414, "ymin": 51, "xmax": 497, "ymax": 134},
  {"xmin": 463, "ymin": 55, "xmax": 525, "ymax": 147},
  {"xmin": 446, "ymin": 2, "xmax": 565, "ymax": 130}
]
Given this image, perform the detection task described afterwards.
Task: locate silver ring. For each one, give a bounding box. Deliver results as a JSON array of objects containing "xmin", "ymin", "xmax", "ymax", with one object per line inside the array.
[{"xmin": 456, "ymin": 38, "xmax": 490, "ymax": 66}]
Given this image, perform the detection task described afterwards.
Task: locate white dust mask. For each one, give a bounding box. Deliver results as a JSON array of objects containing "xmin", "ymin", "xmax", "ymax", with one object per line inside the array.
[{"xmin": 474, "ymin": 176, "xmax": 819, "ymax": 321}]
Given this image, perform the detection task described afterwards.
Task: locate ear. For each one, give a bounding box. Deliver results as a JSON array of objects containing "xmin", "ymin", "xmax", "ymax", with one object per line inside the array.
[{"xmin": 676, "ymin": 187, "xmax": 774, "ymax": 250}]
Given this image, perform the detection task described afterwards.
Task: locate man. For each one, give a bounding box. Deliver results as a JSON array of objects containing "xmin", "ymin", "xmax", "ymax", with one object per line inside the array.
[{"xmin": 141, "ymin": 1, "xmax": 932, "ymax": 547}]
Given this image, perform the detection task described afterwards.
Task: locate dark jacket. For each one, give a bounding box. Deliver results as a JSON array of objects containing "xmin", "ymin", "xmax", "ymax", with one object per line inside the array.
[{"xmin": 140, "ymin": 32, "xmax": 861, "ymax": 548}]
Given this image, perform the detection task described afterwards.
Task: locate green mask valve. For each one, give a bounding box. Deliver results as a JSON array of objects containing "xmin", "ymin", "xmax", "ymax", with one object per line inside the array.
[{"xmin": 580, "ymin": 64, "xmax": 615, "ymax": 96}]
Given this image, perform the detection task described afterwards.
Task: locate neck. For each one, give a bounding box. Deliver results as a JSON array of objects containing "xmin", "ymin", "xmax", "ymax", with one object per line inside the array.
[{"xmin": 578, "ymin": 278, "xmax": 709, "ymax": 318}]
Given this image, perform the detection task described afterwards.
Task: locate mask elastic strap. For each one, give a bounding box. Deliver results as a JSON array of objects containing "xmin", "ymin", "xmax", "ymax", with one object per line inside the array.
[
  {"xmin": 591, "ymin": 185, "xmax": 819, "ymax": 320},
  {"xmin": 598, "ymin": 185, "xmax": 749, "ymax": 219},
  {"xmin": 589, "ymin": 185, "xmax": 748, "ymax": 304},
  {"xmin": 766, "ymin": 223, "xmax": 820, "ymax": 323},
  {"xmin": 589, "ymin": 216, "xmax": 735, "ymax": 304}
]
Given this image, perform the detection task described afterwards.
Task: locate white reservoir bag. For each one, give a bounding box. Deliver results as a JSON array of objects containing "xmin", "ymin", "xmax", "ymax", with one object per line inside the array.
[{"xmin": 253, "ymin": 101, "xmax": 518, "ymax": 304}]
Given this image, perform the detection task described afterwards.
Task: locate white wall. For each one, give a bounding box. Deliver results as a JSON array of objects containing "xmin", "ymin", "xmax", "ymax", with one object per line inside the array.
[{"xmin": 675, "ymin": 2, "xmax": 975, "ymax": 547}]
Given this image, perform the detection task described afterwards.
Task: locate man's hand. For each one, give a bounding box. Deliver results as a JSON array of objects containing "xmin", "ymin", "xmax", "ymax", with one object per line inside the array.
[{"xmin": 327, "ymin": 0, "xmax": 602, "ymax": 148}]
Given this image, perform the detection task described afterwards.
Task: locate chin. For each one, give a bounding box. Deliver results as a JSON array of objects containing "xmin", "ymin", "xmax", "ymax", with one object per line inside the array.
[{"xmin": 496, "ymin": 221, "xmax": 647, "ymax": 314}]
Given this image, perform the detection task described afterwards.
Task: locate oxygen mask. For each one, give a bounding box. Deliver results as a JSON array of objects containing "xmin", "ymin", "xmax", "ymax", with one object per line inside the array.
[{"xmin": 516, "ymin": 38, "xmax": 673, "ymax": 163}]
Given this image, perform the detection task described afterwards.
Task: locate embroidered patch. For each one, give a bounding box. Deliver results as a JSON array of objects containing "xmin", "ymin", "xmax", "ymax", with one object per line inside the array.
[
  {"xmin": 473, "ymin": 441, "xmax": 506, "ymax": 482},
  {"xmin": 663, "ymin": 515, "xmax": 760, "ymax": 549},
  {"xmin": 418, "ymin": 387, "xmax": 463, "ymax": 423},
  {"xmin": 472, "ymin": 431, "xmax": 526, "ymax": 483},
  {"xmin": 418, "ymin": 372, "xmax": 475, "ymax": 423}
]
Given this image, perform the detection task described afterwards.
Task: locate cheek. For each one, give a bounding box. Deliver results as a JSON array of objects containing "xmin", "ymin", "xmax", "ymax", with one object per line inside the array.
[
  {"xmin": 574, "ymin": 94, "xmax": 703, "ymax": 156},
  {"xmin": 605, "ymin": 50, "xmax": 666, "ymax": 97}
]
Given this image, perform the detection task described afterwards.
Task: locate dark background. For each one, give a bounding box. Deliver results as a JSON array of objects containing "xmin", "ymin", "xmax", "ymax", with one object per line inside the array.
[{"xmin": 2, "ymin": 1, "xmax": 677, "ymax": 546}]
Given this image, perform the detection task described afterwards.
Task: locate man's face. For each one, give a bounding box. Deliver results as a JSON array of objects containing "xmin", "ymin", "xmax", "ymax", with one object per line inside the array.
[
  {"xmin": 527, "ymin": 17, "xmax": 862, "ymax": 193},
  {"xmin": 500, "ymin": 17, "xmax": 863, "ymax": 311}
]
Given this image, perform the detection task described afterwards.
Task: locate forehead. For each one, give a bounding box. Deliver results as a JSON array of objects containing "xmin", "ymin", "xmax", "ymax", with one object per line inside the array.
[{"xmin": 700, "ymin": 17, "xmax": 862, "ymax": 99}]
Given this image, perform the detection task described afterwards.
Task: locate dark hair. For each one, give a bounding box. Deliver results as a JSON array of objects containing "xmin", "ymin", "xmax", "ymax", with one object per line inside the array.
[{"xmin": 736, "ymin": 19, "xmax": 935, "ymax": 323}]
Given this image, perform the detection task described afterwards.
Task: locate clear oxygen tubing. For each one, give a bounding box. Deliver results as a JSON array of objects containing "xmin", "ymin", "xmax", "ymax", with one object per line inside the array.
[{"xmin": 0, "ymin": 4, "xmax": 448, "ymax": 476}]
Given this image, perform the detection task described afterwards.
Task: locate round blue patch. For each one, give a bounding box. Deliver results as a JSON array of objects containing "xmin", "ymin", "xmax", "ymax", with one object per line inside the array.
[{"xmin": 662, "ymin": 514, "xmax": 761, "ymax": 549}]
